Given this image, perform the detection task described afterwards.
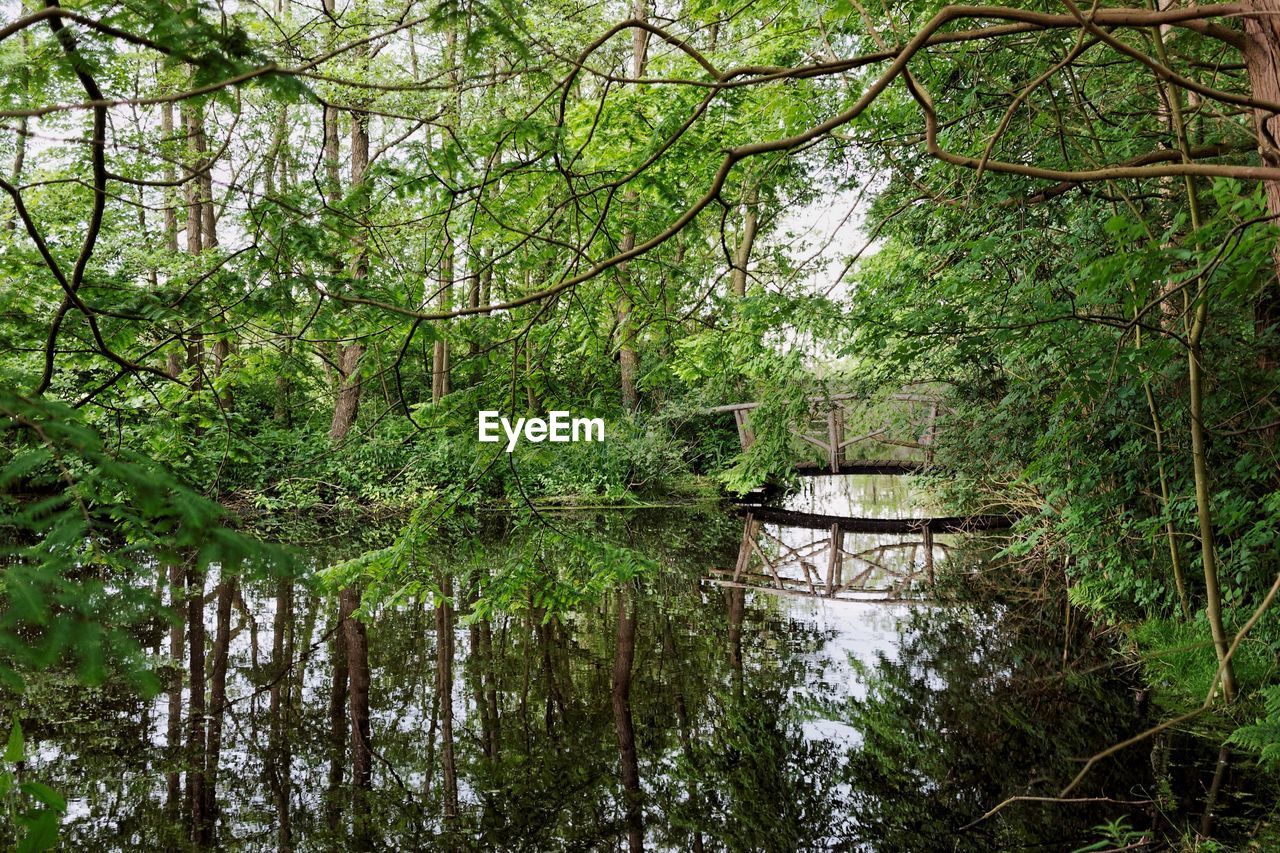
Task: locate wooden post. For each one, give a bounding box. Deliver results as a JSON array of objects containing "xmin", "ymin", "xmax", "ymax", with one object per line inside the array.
[
  {"xmin": 923, "ymin": 401, "xmax": 938, "ymax": 466},
  {"xmin": 827, "ymin": 405, "xmax": 842, "ymax": 473},
  {"xmin": 734, "ymin": 514, "xmax": 758, "ymax": 581},
  {"xmin": 825, "ymin": 523, "xmax": 840, "ymax": 594},
  {"xmin": 734, "ymin": 409, "xmax": 756, "ymax": 451},
  {"xmin": 923, "ymin": 525, "xmax": 935, "ymax": 587}
]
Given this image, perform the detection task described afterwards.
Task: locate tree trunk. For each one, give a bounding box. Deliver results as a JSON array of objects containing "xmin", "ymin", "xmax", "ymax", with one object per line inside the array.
[
  {"xmin": 432, "ymin": 24, "xmax": 460, "ymax": 404},
  {"xmin": 432, "ymin": 231, "xmax": 453, "ymax": 403},
  {"xmin": 616, "ymin": 0, "xmax": 649, "ymax": 412},
  {"xmin": 190, "ymin": 100, "xmax": 231, "ymax": 397},
  {"xmin": 182, "ymin": 103, "xmax": 206, "ymax": 390},
  {"xmin": 329, "ymin": 79, "xmax": 370, "ymax": 440},
  {"xmin": 3, "ymin": 27, "xmax": 27, "ymax": 232},
  {"xmin": 1150, "ymin": 26, "xmax": 1240, "ymax": 698},
  {"xmin": 161, "ymin": 101, "xmax": 178, "ymax": 252},
  {"xmin": 726, "ymin": 585, "xmax": 745, "ymax": 698},
  {"xmin": 1243, "ymin": 1, "xmax": 1280, "ymax": 372},
  {"xmin": 268, "ymin": 581, "xmax": 294, "ymax": 851},
  {"xmin": 1189, "ymin": 325, "xmax": 1238, "ymax": 701},
  {"xmin": 322, "ymin": 0, "xmax": 342, "ymax": 199},
  {"xmin": 478, "ymin": 618, "xmax": 499, "ymax": 760},
  {"xmin": 337, "ymin": 585, "xmax": 372, "ymax": 846},
  {"xmin": 212, "ymin": 337, "xmax": 233, "ymax": 410},
  {"xmin": 328, "ymin": 342, "xmax": 365, "ymax": 441}
]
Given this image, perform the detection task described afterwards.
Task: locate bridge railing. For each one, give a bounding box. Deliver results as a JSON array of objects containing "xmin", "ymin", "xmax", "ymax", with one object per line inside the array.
[
  {"xmin": 704, "ymin": 391, "xmax": 949, "ymax": 473},
  {"xmin": 709, "ymin": 507, "xmax": 1012, "ymax": 602}
]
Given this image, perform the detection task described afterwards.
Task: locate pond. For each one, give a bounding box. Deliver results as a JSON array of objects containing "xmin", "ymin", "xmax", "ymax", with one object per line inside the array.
[{"xmin": 6, "ymin": 476, "xmax": 1255, "ymax": 849}]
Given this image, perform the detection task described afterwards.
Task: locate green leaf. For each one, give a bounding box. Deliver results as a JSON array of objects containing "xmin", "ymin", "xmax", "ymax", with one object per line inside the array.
[
  {"xmin": 4, "ymin": 719, "xmax": 23, "ymax": 763},
  {"xmin": 16, "ymin": 808, "xmax": 60, "ymax": 853},
  {"xmin": 19, "ymin": 781, "xmax": 67, "ymax": 813}
]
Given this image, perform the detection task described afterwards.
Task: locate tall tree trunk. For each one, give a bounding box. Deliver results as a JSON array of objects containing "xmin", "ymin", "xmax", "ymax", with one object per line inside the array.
[
  {"xmin": 192, "ymin": 101, "xmax": 231, "ymax": 398},
  {"xmin": 274, "ymin": 335, "xmax": 293, "ymax": 424},
  {"xmin": 329, "ymin": 79, "xmax": 370, "ymax": 440},
  {"xmin": 1150, "ymin": 21, "xmax": 1239, "ymax": 699},
  {"xmin": 162, "ymin": 101, "xmax": 178, "ymax": 252},
  {"xmin": 616, "ymin": 0, "xmax": 649, "ymax": 412},
  {"xmin": 183, "ymin": 105, "xmax": 203, "ymax": 257},
  {"xmin": 1189, "ymin": 322, "xmax": 1238, "ymax": 701},
  {"xmin": 1243, "ymin": 1, "xmax": 1280, "ymax": 373},
  {"xmin": 329, "ymin": 342, "xmax": 365, "ymax": 441},
  {"xmin": 182, "ymin": 103, "xmax": 205, "ymax": 390},
  {"xmin": 164, "ymin": 97, "xmax": 182, "ymax": 390},
  {"xmin": 478, "ymin": 618, "xmax": 499, "ymax": 761},
  {"xmin": 322, "ymin": 0, "xmax": 342, "ymax": 197},
  {"xmin": 432, "ymin": 24, "xmax": 460, "ymax": 403},
  {"xmin": 5, "ymin": 25, "xmax": 29, "ymax": 231},
  {"xmin": 323, "ymin": 2, "xmax": 369, "ymax": 441},
  {"xmin": 433, "ymin": 230, "xmax": 453, "ymax": 403}
]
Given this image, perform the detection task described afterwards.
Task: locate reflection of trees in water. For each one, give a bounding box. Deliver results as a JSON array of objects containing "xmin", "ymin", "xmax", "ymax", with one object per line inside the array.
[
  {"xmin": 9, "ymin": 511, "xmax": 1161, "ymax": 850},
  {"xmin": 836, "ymin": 603, "xmax": 1149, "ymax": 850}
]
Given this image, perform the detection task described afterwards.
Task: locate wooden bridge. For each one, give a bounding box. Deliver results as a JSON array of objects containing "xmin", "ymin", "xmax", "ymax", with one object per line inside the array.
[
  {"xmin": 700, "ymin": 388, "xmax": 1015, "ymax": 602},
  {"xmin": 705, "ymin": 391, "xmax": 946, "ymax": 475}
]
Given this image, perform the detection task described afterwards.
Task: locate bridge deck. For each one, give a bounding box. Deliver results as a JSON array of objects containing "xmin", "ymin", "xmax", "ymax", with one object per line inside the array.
[
  {"xmin": 793, "ymin": 459, "xmax": 925, "ymax": 476},
  {"xmin": 733, "ymin": 505, "xmax": 1015, "ymax": 534}
]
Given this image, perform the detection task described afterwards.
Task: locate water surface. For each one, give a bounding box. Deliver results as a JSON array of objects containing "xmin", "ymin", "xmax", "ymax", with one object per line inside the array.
[{"xmin": 5, "ymin": 476, "xmax": 1242, "ymax": 849}]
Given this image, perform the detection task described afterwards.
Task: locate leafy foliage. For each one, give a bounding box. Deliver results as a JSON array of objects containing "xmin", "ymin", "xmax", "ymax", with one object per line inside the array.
[
  {"xmin": 0, "ymin": 390, "xmax": 291, "ymax": 691},
  {"xmin": 0, "ymin": 719, "xmax": 63, "ymax": 852},
  {"xmin": 1228, "ymin": 685, "xmax": 1280, "ymax": 768}
]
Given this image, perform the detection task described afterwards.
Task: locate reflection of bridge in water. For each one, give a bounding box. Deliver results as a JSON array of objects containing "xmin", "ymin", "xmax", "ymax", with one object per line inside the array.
[{"xmin": 709, "ymin": 508, "xmax": 1012, "ymax": 603}]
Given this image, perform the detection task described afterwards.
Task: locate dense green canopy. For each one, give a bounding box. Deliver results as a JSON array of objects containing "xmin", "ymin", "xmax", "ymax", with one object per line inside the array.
[{"xmin": 3, "ymin": 0, "xmax": 1280, "ymax": 847}]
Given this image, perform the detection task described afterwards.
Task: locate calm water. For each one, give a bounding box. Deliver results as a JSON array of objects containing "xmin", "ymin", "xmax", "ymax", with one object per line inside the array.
[{"xmin": 4, "ymin": 476, "xmax": 1254, "ymax": 849}]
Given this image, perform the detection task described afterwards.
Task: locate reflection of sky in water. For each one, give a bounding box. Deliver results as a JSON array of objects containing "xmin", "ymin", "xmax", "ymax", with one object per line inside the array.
[
  {"xmin": 783, "ymin": 473, "xmax": 934, "ymax": 517},
  {"xmin": 751, "ymin": 475, "xmax": 946, "ymax": 746},
  {"xmin": 766, "ymin": 594, "xmax": 924, "ymax": 746}
]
